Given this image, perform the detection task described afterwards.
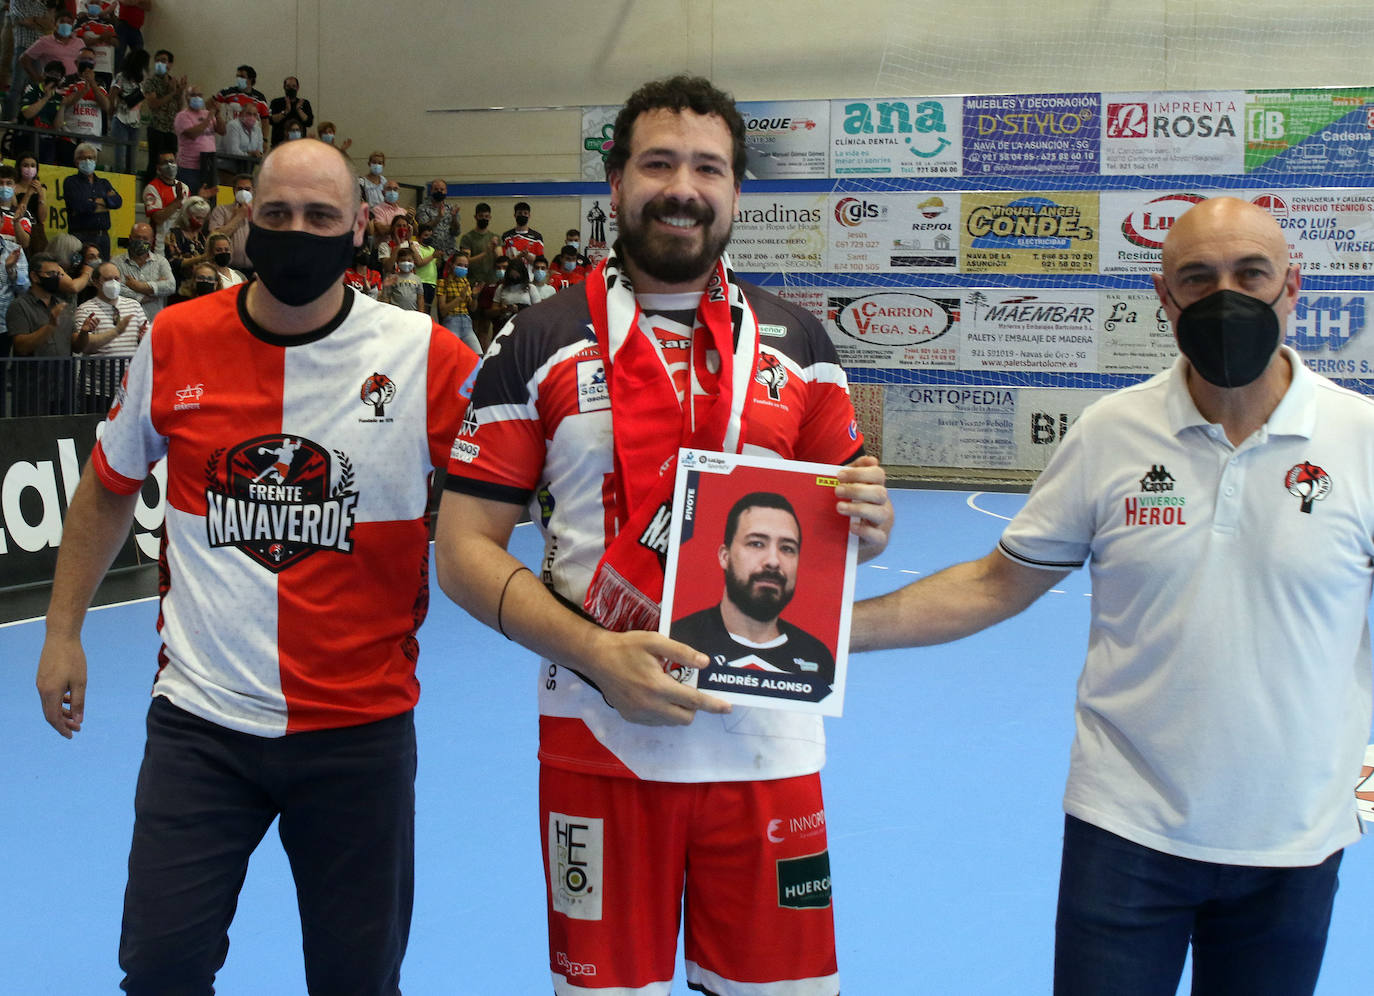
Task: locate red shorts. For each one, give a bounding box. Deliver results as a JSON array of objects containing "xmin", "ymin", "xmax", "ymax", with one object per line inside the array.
[{"xmin": 540, "ymin": 765, "xmax": 838, "ymax": 995}]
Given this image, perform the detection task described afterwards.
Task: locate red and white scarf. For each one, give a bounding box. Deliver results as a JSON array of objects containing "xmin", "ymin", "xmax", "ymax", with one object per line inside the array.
[{"xmin": 581, "ymin": 249, "xmax": 760, "ymax": 632}]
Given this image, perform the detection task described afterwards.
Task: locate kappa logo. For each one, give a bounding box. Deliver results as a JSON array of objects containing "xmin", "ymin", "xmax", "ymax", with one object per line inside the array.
[
  {"xmin": 756, "ymin": 353, "xmax": 788, "ymax": 401},
  {"xmin": 1106, "ymin": 102, "xmax": 1149, "ymax": 139},
  {"xmin": 1285, "ymin": 461, "xmax": 1331, "ymax": 514},
  {"xmin": 576, "ymin": 360, "xmax": 610, "ymax": 413},
  {"xmin": 1139, "ymin": 464, "xmax": 1175, "ymax": 492},
  {"xmin": 360, "ymin": 372, "xmax": 396, "ymax": 418},
  {"xmin": 203, "ymin": 434, "xmax": 359, "ymax": 573}
]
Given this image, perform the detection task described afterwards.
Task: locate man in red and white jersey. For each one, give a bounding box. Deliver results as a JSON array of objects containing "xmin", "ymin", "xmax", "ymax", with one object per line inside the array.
[
  {"xmin": 500, "ymin": 200, "xmax": 544, "ymax": 264},
  {"xmin": 436, "ymin": 75, "xmax": 891, "ymax": 996},
  {"xmin": 37, "ymin": 137, "xmax": 479, "ymax": 994}
]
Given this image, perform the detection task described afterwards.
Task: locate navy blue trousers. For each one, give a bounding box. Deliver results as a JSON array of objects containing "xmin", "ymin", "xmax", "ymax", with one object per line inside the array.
[
  {"xmin": 1055, "ymin": 815, "xmax": 1341, "ymax": 996},
  {"xmin": 119, "ymin": 696, "xmax": 416, "ymax": 995}
]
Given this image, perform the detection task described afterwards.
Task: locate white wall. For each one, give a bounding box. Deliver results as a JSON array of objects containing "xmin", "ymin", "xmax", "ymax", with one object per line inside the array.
[{"xmin": 152, "ymin": 0, "xmax": 1374, "ymax": 238}]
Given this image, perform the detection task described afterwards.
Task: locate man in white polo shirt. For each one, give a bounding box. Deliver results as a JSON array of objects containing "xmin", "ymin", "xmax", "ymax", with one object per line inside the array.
[{"xmin": 851, "ymin": 195, "xmax": 1374, "ymax": 996}]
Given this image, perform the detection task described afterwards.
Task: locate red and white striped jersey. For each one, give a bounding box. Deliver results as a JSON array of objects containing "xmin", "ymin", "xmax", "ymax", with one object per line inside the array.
[
  {"xmin": 93, "ymin": 286, "xmax": 478, "ymax": 736},
  {"xmin": 446, "ymin": 281, "xmax": 863, "ymax": 782}
]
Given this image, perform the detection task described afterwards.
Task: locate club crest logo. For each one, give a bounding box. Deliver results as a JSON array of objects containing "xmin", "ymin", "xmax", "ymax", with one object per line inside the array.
[
  {"xmin": 360, "ymin": 372, "xmax": 396, "ymax": 417},
  {"xmin": 203, "ymin": 434, "xmax": 359, "ymax": 572},
  {"xmin": 1285, "ymin": 461, "xmax": 1331, "ymax": 514},
  {"xmin": 755, "ymin": 353, "xmax": 788, "ymax": 401}
]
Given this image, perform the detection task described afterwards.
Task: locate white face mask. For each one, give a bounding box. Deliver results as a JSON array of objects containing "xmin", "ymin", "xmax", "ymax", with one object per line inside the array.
[
  {"xmin": 234, "ymin": 188, "xmax": 253, "ymax": 205},
  {"xmin": 398, "ymin": 261, "xmax": 415, "ymax": 273},
  {"xmin": 101, "ymin": 278, "xmax": 121, "ymax": 300}
]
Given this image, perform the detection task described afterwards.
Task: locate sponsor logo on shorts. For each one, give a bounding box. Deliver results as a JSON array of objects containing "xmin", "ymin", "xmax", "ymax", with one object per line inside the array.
[
  {"xmin": 549, "ymin": 813, "xmax": 604, "ymax": 921},
  {"xmin": 777, "ymin": 850, "xmax": 832, "ymax": 909},
  {"xmin": 555, "ymin": 952, "xmax": 597, "ymax": 979}
]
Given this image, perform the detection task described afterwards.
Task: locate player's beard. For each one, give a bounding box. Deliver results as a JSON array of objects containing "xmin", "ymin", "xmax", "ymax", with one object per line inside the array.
[
  {"xmin": 618, "ymin": 195, "xmax": 732, "ymax": 286},
  {"xmin": 724, "ymin": 567, "xmax": 794, "ymax": 623}
]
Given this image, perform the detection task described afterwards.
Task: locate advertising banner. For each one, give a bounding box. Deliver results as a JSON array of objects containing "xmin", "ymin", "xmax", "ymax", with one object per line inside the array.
[
  {"xmin": 829, "ymin": 96, "xmax": 962, "ymax": 176},
  {"xmin": 959, "ymin": 289, "xmax": 1098, "ymax": 372},
  {"xmin": 960, "ymin": 191, "xmax": 1098, "ymax": 274},
  {"xmin": 882, "ymin": 384, "xmax": 1019, "ymax": 469},
  {"xmin": 1101, "ymin": 91, "xmax": 1244, "ymax": 175},
  {"xmin": 580, "ymin": 105, "xmax": 620, "ymax": 182},
  {"xmin": 1288, "ymin": 292, "xmax": 1374, "ymax": 379},
  {"xmin": 1098, "ymin": 289, "xmax": 1176, "ymax": 375},
  {"xmin": 962, "ymin": 93, "xmax": 1101, "ymax": 176},
  {"xmin": 740, "ymin": 100, "xmax": 830, "ymax": 179},
  {"xmin": 1248, "ymin": 188, "xmax": 1374, "ymax": 275},
  {"xmin": 1011, "ymin": 388, "xmax": 1112, "ymax": 470},
  {"xmin": 1245, "ymin": 89, "xmax": 1374, "ymax": 174},
  {"xmin": 826, "ymin": 191, "xmax": 959, "ymax": 273},
  {"xmin": 823, "ymin": 287, "xmax": 960, "ymax": 369},
  {"xmin": 729, "ymin": 194, "xmax": 828, "ymax": 271},
  {"xmin": 1098, "ymin": 190, "xmax": 1210, "ymax": 273}
]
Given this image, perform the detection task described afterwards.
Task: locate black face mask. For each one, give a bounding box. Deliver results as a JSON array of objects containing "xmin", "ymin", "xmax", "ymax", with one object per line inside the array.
[
  {"xmin": 431, "ymin": 191, "xmax": 444, "ymax": 202},
  {"xmin": 475, "ymin": 218, "xmax": 489, "ymax": 230},
  {"xmin": 213, "ymin": 250, "xmax": 232, "ymax": 267},
  {"xmin": 1170, "ymin": 282, "xmax": 1287, "ymax": 388},
  {"xmin": 194, "ymin": 279, "xmax": 217, "ymax": 296},
  {"xmin": 246, "ymin": 223, "xmax": 355, "ymax": 307},
  {"xmin": 515, "ymin": 214, "xmax": 529, "ymax": 227},
  {"xmin": 284, "ymin": 88, "xmax": 298, "ymax": 99},
  {"xmin": 37, "ymin": 272, "xmax": 61, "ymax": 293},
  {"xmin": 129, "ymin": 239, "xmax": 149, "ymax": 256},
  {"xmin": 77, "ymin": 61, "xmax": 95, "ymax": 73}
]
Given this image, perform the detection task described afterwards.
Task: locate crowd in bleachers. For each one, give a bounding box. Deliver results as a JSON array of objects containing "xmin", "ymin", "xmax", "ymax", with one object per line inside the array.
[{"xmin": 0, "ymin": 1, "xmax": 598, "ymax": 416}]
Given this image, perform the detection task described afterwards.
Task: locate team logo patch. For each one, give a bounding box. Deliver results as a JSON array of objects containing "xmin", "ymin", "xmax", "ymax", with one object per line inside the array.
[
  {"xmin": 577, "ymin": 360, "xmax": 610, "ymax": 412},
  {"xmin": 1285, "ymin": 461, "xmax": 1331, "ymax": 514},
  {"xmin": 756, "ymin": 353, "xmax": 788, "ymax": 400},
  {"xmin": 776, "ymin": 850, "xmax": 832, "ymax": 909},
  {"xmin": 203, "ymin": 434, "xmax": 359, "ymax": 573},
  {"xmin": 548, "ymin": 813, "xmax": 604, "ymax": 921},
  {"xmin": 173, "ymin": 383, "xmax": 204, "ymax": 411},
  {"xmin": 360, "ymin": 372, "xmax": 396, "ymax": 418}
]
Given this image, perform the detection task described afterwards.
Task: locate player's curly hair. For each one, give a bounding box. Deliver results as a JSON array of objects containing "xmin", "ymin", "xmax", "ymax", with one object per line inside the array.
[{"xmin": 605, "ymin": 75, "xmax": 748, "ymax": 183}]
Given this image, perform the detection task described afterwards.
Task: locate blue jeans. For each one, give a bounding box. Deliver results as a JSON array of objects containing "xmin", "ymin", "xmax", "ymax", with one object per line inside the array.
[
  {"xmin": 119, "ymin": 696, "xmax": 416, "ymax": 996},
  {"xmin": 1054, "ymin": 815, "xmax": 1341, "ymax": 996},
  {"xmin": 442, "ymin": 313, "xmax": 480, "ymax": 353}
]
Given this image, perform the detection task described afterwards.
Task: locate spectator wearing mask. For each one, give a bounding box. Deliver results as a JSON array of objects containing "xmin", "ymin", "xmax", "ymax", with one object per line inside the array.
[
  {"xmin": 164, "ymin": 194, "xmax": 210, "ymax": 283},
  {"xmin": 563, "ymin": 227, "xmax": 582, "ymax": 255},
  {"xmin": 413, "ymin": 223, "xmax": 440, "ymax": 312},
  {"xmin": 4, "ymin": 252, "xmax": 84, "ymax": 415},
  {"xmin": 415, "ymin": 178, "xmax": 458, "ymax": 256},
  {"xmin": 527, "ymin": 254, "xmax": 555, "ymax": 300},
  {"xmin": 220, "ymin": 106, "xmax": 263, "ymax": 168},
  {"xmin": 174, "ymin": 85, "xmax": 222, "ymax": 193},
  {"xmin": 268, "ymin": 76, "xmax": 313, "ymax": 146},
  {"xmin": 114, "ymin": 221, "xmax": 175, "ymax": 321},
  {"xmin": 212, "ymin": 64, "xmax": 268, "ymax": 118},
  {"xmin": 459, "ymin": 201, "xmax": 502, "ymax": 344},
  {"xmin": 56, "ymin": 46, "xmax": 111, "ymax": 163},
  {"xmin": 75, "ymin": 257, "xmax": 146, "ymax": 411},
  {"xmin": 382, "ymin": 246, "xmax": 423, "ymax": 313},
  {"xmin": 376, "ymin": 214, "xmax": 416, "ymax": 273},
  {"xmin": 62, "ymin": 141, "xmax": 120, "ymax": 258},
  {"xmin": 474, "ymin": 255, "xmax": 507, "ymax": 348},
  {"xmin": 493, "ymin": 259, "xmax": 548, "ymax": 317},
  {"xmin": 359, "ymin": 150, "xmax": 386, "ymax": 208},
  {"xmin": 500, "ymin": 201, "xmax": 543, "ymax": 264},
  {"xmin": 315, "ymin": 120, "xmax": 352, "ymax": 154},
  {"xmin": 19, "ymin": 60, "xmax": 66, "ymax": 164},
  {"xmin": 72, "ymin": 1, "xmax": 116, "ymax": 87},
  {"xmin": 436, "ymin": 251, "xmax": 478, "ymax": 352},
  {"xmin": 207, "ymin": 173, "xmax": 253, "ymax": 275},
  {"xmin": 180, "ymin": 260, "xmax": 219, "ymax": 298},
  {"xmin": 343, "ymin": 249, "xmax": 381, "ymax": 299},
  {"xmin": 47, "ymin": 232, "xmax": 98, "ymax": 298},
  {"xmin": 140, "ymin": 50, "xmax": 183, "ymax": 183},
  {"xmin": 0, "ymin": 164, "xmax": 32, "ymax": 326},
  {"xmin": 143, "ymin": 151, "xmax": 188, "ymax": 255},
  {"xmin": 367, "ymin": 178, "xmax": 407, "ymax": 239},
  {"xmin": 19, "ymin": 12, "xmax": 82, "ymax": 88},
  {"xmin": 546, "ymin": 245, "xmax": 582, "ymax": 291},
  {"xmin": 109, "ymin": 48, "xmax": 148, "ymax": 175},
  {"xmin": 206, "ymin": 233, "xmax": 244, "ymax": 288},
  {"xmin": 14, "ymin": 154, "xmax": 47, "ymax": 252},
  {"xmin": 4, "ymin": 0, "xmax": 54, "ymax": 122}
]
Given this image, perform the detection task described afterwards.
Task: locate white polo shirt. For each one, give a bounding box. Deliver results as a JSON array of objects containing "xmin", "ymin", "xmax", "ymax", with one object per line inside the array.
[{"xmin": 1001, "ymin": 347, "xmax": 1374, "ymax": 866}]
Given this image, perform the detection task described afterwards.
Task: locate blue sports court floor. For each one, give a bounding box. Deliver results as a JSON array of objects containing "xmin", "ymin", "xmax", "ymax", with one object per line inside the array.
[{"xmin": 4, "ymin": 488, "xmax": 1373, "ymax": 993}]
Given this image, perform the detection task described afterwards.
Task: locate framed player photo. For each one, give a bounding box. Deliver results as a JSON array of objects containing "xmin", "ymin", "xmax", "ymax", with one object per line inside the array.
[{"xmin": 659, "ymin": 448, "xmax": 858, "ymax": 716}]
